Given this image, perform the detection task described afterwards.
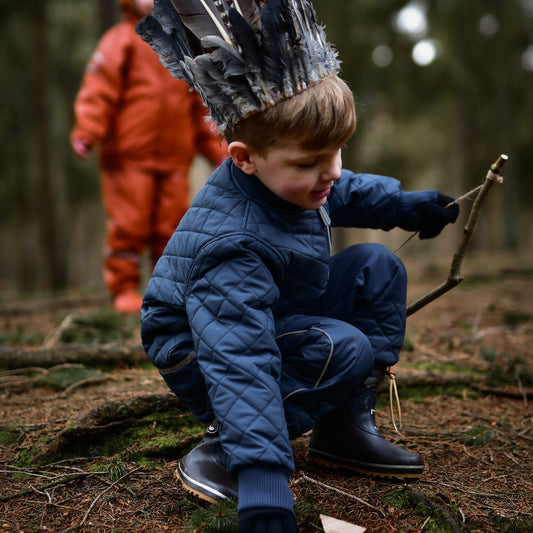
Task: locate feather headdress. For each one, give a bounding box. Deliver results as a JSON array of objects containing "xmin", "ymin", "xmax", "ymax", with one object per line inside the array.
[{"xmin": 136, "ymin": 0, "xmax": 339, "ymax": 133}]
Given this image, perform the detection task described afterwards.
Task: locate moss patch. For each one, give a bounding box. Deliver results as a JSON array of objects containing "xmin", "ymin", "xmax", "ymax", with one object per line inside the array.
[
  {"xmin": 0, "ymin": 426, "xmax": 19, "ymax": 445},
  {"xmin": 383, "ymin": 487, "xmax": 462, "ymax": 532},
  {"xmin": 58, "ymin": 309, "xmax": 137, "ymax": 344},
  {"xmin": 34, "ymin": 365, "xmax": 104, "ymax": 391}
]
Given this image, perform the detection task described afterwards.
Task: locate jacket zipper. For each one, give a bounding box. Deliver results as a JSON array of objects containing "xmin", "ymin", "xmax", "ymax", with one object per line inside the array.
[{"xmin": 318, "ymin": 206, "xmax": 332, "ymax": 255}]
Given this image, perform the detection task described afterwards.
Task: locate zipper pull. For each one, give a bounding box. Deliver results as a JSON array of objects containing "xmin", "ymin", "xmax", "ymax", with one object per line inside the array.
[{"xmin": 318, "ymin": 206, "xmax": 332, "ymax": 253}]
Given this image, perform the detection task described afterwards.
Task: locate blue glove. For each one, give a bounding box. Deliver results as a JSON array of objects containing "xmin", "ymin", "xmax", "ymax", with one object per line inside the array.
[
  {"xmin": 414, "ymin": 193, "xmax": 459, "ymax": 239},
  {"xmin": 238, "ymin": 508, "xmax": 298, "ymax": 533}
]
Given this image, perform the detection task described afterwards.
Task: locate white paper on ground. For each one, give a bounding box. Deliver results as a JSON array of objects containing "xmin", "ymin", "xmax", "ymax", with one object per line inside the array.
[{"xmin": 320, "ymin": 514, "xmax": 367, "ymax": 533}]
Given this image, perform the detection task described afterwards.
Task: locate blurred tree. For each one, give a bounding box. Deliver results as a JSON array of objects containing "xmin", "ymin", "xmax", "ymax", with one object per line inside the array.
[
  {"xmin": 0, "ymin": 0, "xmax": 106, "ymax": 295},
  {"xmin": 98, "ymin": 0, "xmax": 119, "ymax": 34},
  {"xmin": 35, "ymin": 0, "xmax": 66, "ymax": 290}
]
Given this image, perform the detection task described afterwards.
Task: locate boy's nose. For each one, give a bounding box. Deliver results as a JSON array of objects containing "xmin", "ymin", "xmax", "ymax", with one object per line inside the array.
[{"xmin": 322, "ymin": 155, "xmax": 342, "ymax": 181}]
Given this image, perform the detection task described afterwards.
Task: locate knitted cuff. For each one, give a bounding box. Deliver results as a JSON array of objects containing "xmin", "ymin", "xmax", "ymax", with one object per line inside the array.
[{"xmin": 237, "ymin": 464, "xmax": 294, "ymax": 513}]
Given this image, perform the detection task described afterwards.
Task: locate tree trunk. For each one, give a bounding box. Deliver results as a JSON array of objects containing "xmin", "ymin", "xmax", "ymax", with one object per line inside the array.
[
  {"xmin": 97, "ymin": 0, "xmax": 119, "ymax": 35},
  {"xmin": 35, "ymin": 0, "xmax": 66, "ymax": 290}
]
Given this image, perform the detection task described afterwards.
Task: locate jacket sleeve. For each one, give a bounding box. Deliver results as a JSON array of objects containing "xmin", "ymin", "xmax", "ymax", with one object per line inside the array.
[
  {"xmin": 185, "ymin": 237, "xmax": 294, "ymax": 475},
  {"xmin": 70, "ymin": 24, "xmax": 131, "ymax": 146},
  {"xmin": 327, "ymin": 170, "xmax": 437, "ymax": 231},
  {"xmin": 190, "ymin": 93, "xmax": 228, "ymax": 166}
]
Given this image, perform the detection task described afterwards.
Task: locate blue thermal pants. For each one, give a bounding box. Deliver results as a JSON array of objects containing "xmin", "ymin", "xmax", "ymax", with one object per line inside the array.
[{"xmin": 277, "ymin": 243, "xmax": 407, "ymax": 438}]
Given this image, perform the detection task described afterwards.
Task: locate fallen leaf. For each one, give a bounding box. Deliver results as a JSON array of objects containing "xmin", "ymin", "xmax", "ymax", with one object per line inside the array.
[{"xmin": 320, "ymin": 514, "xmax": 367, "ymax": 533}]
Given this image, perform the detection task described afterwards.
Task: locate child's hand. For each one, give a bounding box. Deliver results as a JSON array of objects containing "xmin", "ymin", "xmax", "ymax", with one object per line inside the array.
[
  {"xmin": 71, "ymin": 138, "xmax": 92, "ymax": 159},
  {"xmin": 414, "ymin": 193, "xmax": 459, "ymax": 239},
  {"xmin": 238, "ymin": 508, "xmax": 297, "ymax": 533}
]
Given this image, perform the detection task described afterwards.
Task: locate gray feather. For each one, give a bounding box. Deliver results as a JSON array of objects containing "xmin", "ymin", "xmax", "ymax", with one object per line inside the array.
[{"xmin": 136, "ymin": 0, "xmax": 340, "ymax": 133}]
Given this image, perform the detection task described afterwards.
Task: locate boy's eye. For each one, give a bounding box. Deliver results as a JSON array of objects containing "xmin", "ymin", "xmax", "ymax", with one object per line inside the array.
[{"xmin": 296, "ymin": 160, "xmax": 317, "ymax": 169}]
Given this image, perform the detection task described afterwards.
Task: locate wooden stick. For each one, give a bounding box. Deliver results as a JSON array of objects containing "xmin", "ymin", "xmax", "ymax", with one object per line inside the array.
[{"xmin": 407, "ymin": 154, "xmax": 507, "ymax": 316}]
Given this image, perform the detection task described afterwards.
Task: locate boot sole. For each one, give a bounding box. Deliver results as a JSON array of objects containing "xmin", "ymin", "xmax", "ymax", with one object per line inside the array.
[
  {"xmin": 175, "ymin": 462, "xmax": 231, "ymax": 504},
  {"xmin": 308, "ymin": 449, "xmax": 424, "ymax": 480}
]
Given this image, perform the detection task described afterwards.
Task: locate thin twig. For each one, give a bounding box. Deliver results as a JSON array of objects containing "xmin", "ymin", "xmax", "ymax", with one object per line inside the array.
[
  {"xmin": 0, "ymin": 472, "xmax": 104, "ymax": 503},
  {"xmin": 394, "ymin": 182, "xmax": 484, "ymax": 254},
  {"xmin": 76, "ymin": 465, "xmax": 143, "ymax": 529},
  {"xmin": 62, "ymin": 375, "xmax": 112, "ymax": 396},
  {"xmin": 394, "ymin": 231, "xmax": 418, "ymax": 253},
  {"xmin": 438, "ymin": 481, "xmax": 513, "ymax": 498},
  {"xmin": 419, "ymin": 515, "xmax": 431, "ymax": 532},
  {"xmin": 43, "ymin": 313, "xmax": 76, "ymax": 348},
  {"xmin": 292, "ymin": 474, "xmax": 386, "ymax": 516},
  {"xmin": 407, "ymin": 154, "xmax": 507, "ymax": 316}
]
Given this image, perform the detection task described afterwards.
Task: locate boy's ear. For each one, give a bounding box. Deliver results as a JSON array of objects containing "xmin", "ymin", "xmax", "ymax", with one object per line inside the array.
[{"xmin": 228, "ymin": 141, "xmax": 257, "ymax": 175}]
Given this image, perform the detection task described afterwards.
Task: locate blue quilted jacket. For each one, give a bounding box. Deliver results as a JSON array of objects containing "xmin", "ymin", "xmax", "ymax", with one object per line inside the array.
[{"xmin": 141, "ymin": 158, "xmax": 435, "ymax": 475}]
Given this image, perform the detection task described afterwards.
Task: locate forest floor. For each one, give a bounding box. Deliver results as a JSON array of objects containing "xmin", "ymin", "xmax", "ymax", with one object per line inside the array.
[{"xmin": 1, "ymin": 254, "xmax": 532, "ymax": 532}]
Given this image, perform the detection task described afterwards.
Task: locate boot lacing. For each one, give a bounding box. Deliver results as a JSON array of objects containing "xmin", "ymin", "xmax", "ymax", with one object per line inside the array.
[{"xmin": 387, "ymin": 368, "xmax": 402, "ymax": 432}]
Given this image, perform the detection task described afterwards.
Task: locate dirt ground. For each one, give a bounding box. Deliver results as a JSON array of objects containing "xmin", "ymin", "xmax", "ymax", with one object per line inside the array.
[{"xmin": 1, "ymin": 259, "xmax": 532, "ymax": 532}]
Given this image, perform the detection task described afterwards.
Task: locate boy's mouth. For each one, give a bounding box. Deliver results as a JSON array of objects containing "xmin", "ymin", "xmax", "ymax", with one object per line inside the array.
[{"xmin": 311, "ymin": 187, "xmax": 331, "ymax": 200}]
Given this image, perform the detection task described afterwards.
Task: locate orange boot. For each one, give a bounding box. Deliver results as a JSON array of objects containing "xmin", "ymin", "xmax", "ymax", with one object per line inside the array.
[{"xmin": 113, "ymin": 289, "xmax": 143, "ymax": 314}]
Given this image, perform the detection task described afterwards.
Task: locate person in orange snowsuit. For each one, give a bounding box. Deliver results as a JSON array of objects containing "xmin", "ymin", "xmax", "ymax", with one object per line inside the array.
[{"xmin": 70, "ymin": 0, "xmax": 228, "ymax": 314}]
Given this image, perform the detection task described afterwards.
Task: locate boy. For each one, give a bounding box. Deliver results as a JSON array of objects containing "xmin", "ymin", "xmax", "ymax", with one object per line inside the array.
[
  {"xmin": 138, "ymin": 1, "xmax": 459, "ymax": 531},
  {"xmin": 71, "ymin": 0, "xmax": 227, "ymax": 314}
]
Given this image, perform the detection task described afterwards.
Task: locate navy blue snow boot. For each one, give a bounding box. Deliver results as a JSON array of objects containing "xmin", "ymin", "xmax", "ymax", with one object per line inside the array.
[
  {"xmin": 308, "ymin": 364, "xmax": 424, "ymax": 480},
  {"xmin": 177, "ymin": 421, "xmax": 238, "ymax": 503}
]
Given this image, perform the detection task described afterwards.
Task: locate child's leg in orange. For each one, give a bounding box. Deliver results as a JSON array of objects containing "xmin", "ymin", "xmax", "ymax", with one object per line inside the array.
[{"xmin": 101, "ymin": 165, "xmax": 155, "ymax": 310}]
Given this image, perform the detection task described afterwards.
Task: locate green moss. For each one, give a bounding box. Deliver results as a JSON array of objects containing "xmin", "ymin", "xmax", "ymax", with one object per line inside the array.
[
  {"xmin": 34, "ymin": 365, "xmax": 103, "ymax": 391},
  {"xmin": 58, "ymin": 309, "xmax": 137, "ymax": 344},
  {"xmin": 383, "ymin": 487, "xmax": 411, "ymax": 508},
  {"xmin": 0, "ymin": 329, "xmax": 43, "ymax": 346},
  {"xmin": 14, "ymin": 448, "xmax": 37, "ymax": 470},
  {"xmin": 0, "ymin": 426, "xmax": 19, "ymax": 444},
  {"xmin": 487, "ymin": 515, "xmax": 533, "ymax": 532},
  {"xmin": 13, "ymin": 408, "xmax": 204, "ymax": 467},
  {"xmin": 401, "ymin": 361, "xmax": 483, "ymax": 375},
  {"xmin": 376, "ymin": 384, "xmax": 477, "ymax": 407},
  {"xmin": 463, "ymin": 425, "xmax": 495, "ymax": 446},
  {"xmin": 383, "ymin": 487, "xmax": 461, "ymax": 533},
  {"xmin": 502, "ymin": 310, "xmax": 532, "ymax": 327}
]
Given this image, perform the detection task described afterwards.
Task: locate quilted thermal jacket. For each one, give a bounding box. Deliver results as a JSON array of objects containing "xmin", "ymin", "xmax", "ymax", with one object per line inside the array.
[{"xmin": 141, "ymin": 159, "xmax": 436, "ymax": 474}]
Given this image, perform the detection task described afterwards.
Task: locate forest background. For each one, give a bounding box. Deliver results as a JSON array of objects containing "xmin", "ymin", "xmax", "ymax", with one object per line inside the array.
[{"xmin": 1, "ymin": 0, "xmax": 532, "ymax": 299}]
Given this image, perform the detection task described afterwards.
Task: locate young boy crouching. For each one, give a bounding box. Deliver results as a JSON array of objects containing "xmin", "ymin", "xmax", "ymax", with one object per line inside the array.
[{"xmin": 138, "ymin": 2, "xmax": 459, "ymax": 531}]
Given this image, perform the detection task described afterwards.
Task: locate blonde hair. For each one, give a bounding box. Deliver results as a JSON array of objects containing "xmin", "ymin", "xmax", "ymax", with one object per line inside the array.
[{"xmin": 225, "ymin": 75, "xmax": 356, "ymax": 154}]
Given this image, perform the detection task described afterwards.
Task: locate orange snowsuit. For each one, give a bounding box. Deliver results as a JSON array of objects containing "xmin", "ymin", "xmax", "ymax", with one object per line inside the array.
[{"xmin": 71, "ymin": 0, "xmax": 227, "ymax": 299}]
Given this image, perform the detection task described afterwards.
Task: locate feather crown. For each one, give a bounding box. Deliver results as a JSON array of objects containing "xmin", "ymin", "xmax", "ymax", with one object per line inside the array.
[{"xmin": 136, "ymin": 0, "xmax": 340, "ymax": 134}]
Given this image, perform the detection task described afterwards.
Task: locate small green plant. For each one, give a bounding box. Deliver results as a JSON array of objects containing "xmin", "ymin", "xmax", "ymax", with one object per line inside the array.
[
  {"xmin": 183, "ymin": 499, "xmax": 324, "ymax": 532},
  {"xmin": 294, "ymin": 501, "xmax": 323, "ymax": 531},
  {"xmin": 184, "ymin": 499, "xmax": 239, "ymax": 533},
  {"xmin": 103, "ymin": 458, "xmax": 128, "ymax": 482}
]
